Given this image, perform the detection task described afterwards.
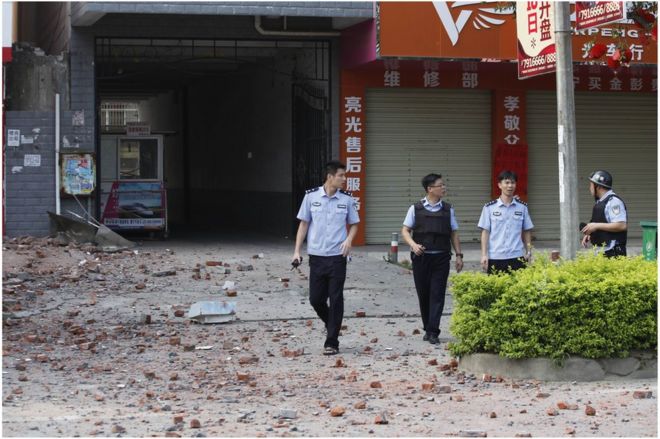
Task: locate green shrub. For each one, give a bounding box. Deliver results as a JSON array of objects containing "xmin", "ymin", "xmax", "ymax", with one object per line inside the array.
[{"xmin": 448, "ymin": 254, "xmax": 657, "ymax": 361}]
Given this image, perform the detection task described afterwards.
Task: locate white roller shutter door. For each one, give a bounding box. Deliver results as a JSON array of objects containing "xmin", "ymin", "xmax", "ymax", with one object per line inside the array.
[
  {"xmin": 365, "ymin": 88, "xmax": 491, "ymax": 244},
  {"xmin": 527, "ymin": 91, "xmax": 657, "ymax": 239}
]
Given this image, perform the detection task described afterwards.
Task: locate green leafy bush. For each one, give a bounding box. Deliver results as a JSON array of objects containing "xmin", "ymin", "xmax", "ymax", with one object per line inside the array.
[{"xmin": 448, "ymin": 254, "xmax": 657, "ymax": 361}]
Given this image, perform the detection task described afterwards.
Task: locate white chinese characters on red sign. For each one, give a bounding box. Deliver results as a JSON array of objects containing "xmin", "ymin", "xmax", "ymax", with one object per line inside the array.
[
  {"xmin": 517, "ymin": 1, "xmax": 557, "ymax": 79},
  {"xmin": 344, "ymin": 95, "xmax": 363, "ymax": 210},
  {"xmin": 575, "ymin": 1, "xmax": 626, "ymax": 30},
  {"xmin": 503, "ymin": 95, "xmax": 522, "ymax": 145}
]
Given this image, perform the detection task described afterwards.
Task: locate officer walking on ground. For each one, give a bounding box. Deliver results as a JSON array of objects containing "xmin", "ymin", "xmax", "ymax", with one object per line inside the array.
[
  {"xmin": 581, "ymin": 170, "xmax": 628, "ymax": 257},
  {"xmin": 401, "ymin": 173, "xmax": 463, "ymax": 345},
  {"xmin": 292, "ymin": 160, "xmax": 360, "ymax": 355},
  {"xmin": 478, "ymin": 170, "xmax": 534, "ymax": 274}
]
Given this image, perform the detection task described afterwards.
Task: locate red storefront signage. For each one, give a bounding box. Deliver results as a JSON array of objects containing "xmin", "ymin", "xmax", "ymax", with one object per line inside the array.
[
  {"xmin": 492, "ymin": 90, "xmax": 527, "ymax": 200},
  {"xmin": 517, "ymin": 1, "xmax": 556, "ymax": 79},
  {"xmin": 575, "ymin": 1, "xmax": 626, "ymax": 30},
  {"xmin": 340, "ymin": 60, "xmax": 655, "ymax": 245},
  {"xmin": 377, "ymin": 2, "xmax": 657, "ymax": 64},
  {"xmin": 342, "ymin": 86, "xmax": 366, "ymax": 216}
]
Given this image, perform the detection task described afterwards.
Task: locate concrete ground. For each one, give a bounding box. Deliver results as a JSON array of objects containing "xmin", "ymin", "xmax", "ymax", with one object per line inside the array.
[{"xmin": 2, "ymin": 233, "xmax": 655, "ymax": 437}]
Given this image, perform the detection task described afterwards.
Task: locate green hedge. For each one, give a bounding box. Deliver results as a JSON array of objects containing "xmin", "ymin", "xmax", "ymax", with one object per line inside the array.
[{"xmin": 448, "ymin": 254, "xmax": 657, "ymax": 361}]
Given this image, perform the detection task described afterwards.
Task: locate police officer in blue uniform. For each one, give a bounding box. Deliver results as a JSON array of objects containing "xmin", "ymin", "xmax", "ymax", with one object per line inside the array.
[
  {"xmin": 581, "ymin": 170, "xmax": 627, "ymax": 257},
  {"xmin": 401, "ymin": 173, "xmax": 464, "ymax": 345},
  {"xmin": 292, "ymin": 160, "xmax": 360, "ymax": 355},
  {"xmin": 478, "ymin": 170, "xmax": 534, "ymax": 274}
]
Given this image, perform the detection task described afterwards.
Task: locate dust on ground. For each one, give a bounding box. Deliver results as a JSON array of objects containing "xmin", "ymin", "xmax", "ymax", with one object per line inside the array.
[{"xmin": 2, "ymin": 235, "xmax": 657, "ymax": 437}]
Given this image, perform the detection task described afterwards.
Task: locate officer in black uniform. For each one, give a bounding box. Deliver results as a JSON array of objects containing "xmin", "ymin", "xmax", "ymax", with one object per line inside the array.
[
  {"xmin": 401, "ymin": 173, "xmax": 463, "ymax": 345},
  {"xmin": 581, "ymin": 170, "xmax": 628, "ymax": 257}
]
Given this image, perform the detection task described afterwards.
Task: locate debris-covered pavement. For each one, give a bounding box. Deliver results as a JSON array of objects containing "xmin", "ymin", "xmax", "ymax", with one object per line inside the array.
[{"xmin": 2, "ymin": 235, "xmax": 657, "ymax": 437}]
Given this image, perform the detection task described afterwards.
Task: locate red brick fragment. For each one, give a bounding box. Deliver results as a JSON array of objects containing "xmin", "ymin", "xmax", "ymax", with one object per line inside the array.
[
  {"xmin": 374, "ymin": 413, "xmax": 388, "ymax": 424},
  {"xmin": 330, "ymin": 406, "xmax": 345, "ymax": 417}
]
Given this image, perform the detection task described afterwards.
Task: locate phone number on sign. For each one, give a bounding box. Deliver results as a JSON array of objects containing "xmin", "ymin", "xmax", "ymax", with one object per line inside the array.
[
  {"xmin": 521, "ymin": 52, "xmax": 556, "ymax": 69},
  {"xmin": 578, "ymin": 2, "xmax": 621, "ymax": 20}
]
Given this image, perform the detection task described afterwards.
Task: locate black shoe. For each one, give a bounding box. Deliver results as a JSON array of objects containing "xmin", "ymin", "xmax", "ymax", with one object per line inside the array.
[
  {"xmin": 422, "ymin": 334, "xmax": 429, "ymax": 341},
  {"xmin": 323, "ymin": 346, "xmax": 339, "ymax": 355},
  {"xmin": 428, "ymin": 335, "xmax": 440, "ymax": 345}
]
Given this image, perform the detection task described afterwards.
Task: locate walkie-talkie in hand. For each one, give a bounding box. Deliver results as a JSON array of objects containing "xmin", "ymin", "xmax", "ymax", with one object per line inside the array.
[
  {"xmin": 579, "ymin": 222, "xmax": 587, "ymax": 231},
  {"xmin": 291, "ymin": 257, "xmax": 303, "ymax": 270}
]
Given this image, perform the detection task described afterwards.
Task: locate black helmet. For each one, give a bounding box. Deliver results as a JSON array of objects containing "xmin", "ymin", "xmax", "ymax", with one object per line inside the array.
[{"xmin": 589, "ymin": 170, "xmax": 612, "ymax": 189}]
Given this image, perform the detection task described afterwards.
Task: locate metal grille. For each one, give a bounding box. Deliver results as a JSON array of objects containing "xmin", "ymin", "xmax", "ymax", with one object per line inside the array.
[
  {"xmin": 292, "ymin": 84, "xmax": 330, "ymax": 234},
  {"xmin": 100, "ymin": 102, "xmax": 140, "ymax": 128}
]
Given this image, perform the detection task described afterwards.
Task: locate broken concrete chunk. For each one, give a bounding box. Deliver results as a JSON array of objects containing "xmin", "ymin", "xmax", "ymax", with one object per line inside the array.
[
  {"xmin": 188, "ymin": 301, "xmax": 236, "ymax": 324},
  {"xmin": 459, "ymin": 431, "xmax": 487, "ymax": 438},
  {"xmin": 279, "ymin": 409, "xmax": 298, "ymax": 419}
]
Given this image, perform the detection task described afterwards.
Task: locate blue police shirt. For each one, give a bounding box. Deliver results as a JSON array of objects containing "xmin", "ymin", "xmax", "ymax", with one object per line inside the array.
[
  {"xmin": 297, "ymin": 186, "xmax": 360, "ymax": 257},
  {"xmin": 403, "ymin": 198, "xmax": 459, "ymax": 254},
  {"xmin": 598, "ymin": 190, "xmax": 628, "ymax": 252},
  {"xmin": 478, "ymin": 197, "xmax": 534, "ymax": 260}
]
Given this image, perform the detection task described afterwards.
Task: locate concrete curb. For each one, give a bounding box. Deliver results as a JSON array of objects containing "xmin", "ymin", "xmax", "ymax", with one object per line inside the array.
[{"xmin": 459, "ymin": 351, "xmax": 657, "ymax": 381}]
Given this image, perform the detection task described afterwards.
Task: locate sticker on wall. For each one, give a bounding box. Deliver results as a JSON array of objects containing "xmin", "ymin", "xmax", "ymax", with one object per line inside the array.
[
  {"xmin": 62, "ymin": 135, "xmax": 80, "ymax": 149},
  {"xmin": 11, "ymin": 166, "xmax": 23, "ymax": 174},
  {"xmin": 72, "ymin": 110, "xmax": 85, "ymax": 126},
  {"xmin": 21, "ymin": 135, "xmax": 34, "ymax": 144},
  {"xmin": 24, "ymin": 154, "xmax": 41, "ymax": 167},
  {"xmin": 7, "ymin": 129, "xmax": 20, "ymax": 147}
]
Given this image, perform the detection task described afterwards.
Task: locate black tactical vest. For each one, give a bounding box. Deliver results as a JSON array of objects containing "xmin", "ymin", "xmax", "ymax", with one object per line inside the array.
[
  {"xmin": 590, "ymin": 194, "xmax": 627, "ymax": 247},
  {"xmin": 412, "ymin": 201, "xmax": 452, "ymax": 252}
]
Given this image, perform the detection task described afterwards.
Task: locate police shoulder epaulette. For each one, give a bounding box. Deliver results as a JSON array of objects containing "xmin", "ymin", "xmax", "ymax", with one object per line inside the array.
[
  {"xmin": 514, "ymin": 195, "xmax": 528, "ymax": 206},
  {"xmin": 485, "ymin": 199, "xmax": 497, "ymax": 207},
  {"xmin": 339, "ymin": 189, "xmax": 352, "ymax": 197},
  {"xmin": 305, "ymin": 187, "xmax": 320, "ymax": 194}
]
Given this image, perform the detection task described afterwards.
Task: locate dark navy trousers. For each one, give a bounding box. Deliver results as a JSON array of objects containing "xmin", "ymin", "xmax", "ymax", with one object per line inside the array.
[
  {"xmin": 309, "ymin": 255, "xmax": 347, "ymax": 349},
  {"xmin": 411, "ymin": 252, "xmax": 450, "ymax": 337}
]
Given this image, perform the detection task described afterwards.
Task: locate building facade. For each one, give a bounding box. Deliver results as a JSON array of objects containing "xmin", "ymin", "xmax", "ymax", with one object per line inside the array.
[
  {"xmin": 340, "ymin": 2, "xmax": 657, "ymax": 244},
  {"xmin": 2, "ymin": 2, "xmax": 657, "ymax": 244},
  {"xmin": 3, "ymin": 1, "xmax": 373, "ymax": 237}
]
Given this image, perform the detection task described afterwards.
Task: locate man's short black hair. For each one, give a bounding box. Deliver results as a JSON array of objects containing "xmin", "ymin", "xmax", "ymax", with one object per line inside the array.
[
  {"xmin": 421, "ymin": 173, "xmax": 443, "ymax": 192},
  {"xmin": 497, "ymin": 170, "xmax": 518, "ymax": 182},
  {"xmin": 325, "ymin": 160, "xmax": 346, "ymax": 178}
]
